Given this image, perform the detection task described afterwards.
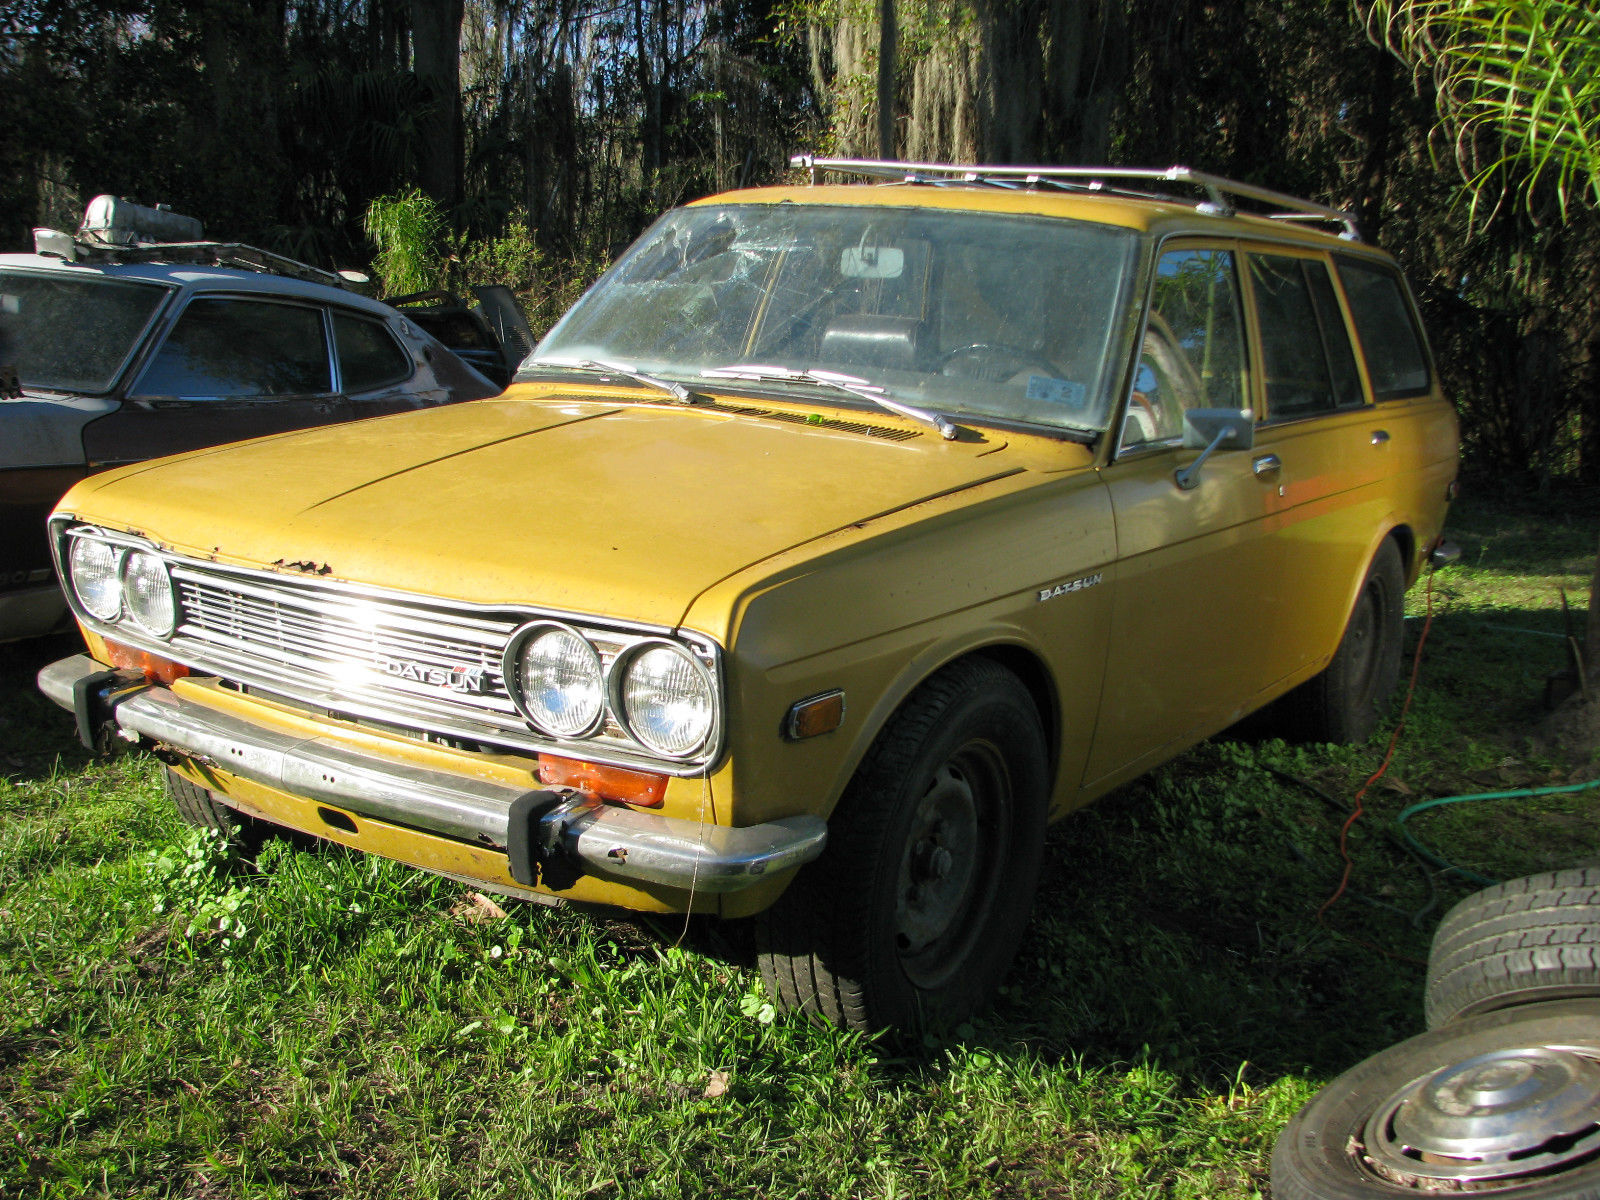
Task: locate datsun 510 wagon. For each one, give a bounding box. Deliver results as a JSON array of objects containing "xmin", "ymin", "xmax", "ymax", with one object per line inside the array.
[{"xmin": 40, "ymin": 159, "xmax": 1459, "ymax": 1030}]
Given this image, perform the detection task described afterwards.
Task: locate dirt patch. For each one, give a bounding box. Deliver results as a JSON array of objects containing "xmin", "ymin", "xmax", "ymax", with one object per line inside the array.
[{"xmin": 1539, "ymin": 695, "xmax": 1600, "ymax": 769}]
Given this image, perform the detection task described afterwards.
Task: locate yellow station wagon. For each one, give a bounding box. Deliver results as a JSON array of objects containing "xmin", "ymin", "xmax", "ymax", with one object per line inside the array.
[{"xmin": 40, "ymin": 159, "xmax": 1459, "ymax": 1030}]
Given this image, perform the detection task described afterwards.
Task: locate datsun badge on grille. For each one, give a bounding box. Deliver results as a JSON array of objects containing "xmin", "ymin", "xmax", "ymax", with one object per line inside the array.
[{"xmin": 376, "ymin": 655, "xmax": 493, "ymax": 694}]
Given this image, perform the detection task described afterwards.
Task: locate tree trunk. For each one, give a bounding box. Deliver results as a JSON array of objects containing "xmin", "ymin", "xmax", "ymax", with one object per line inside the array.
[
  {"xmin": 877, "ymin": 0, "xmax": 896, "ymax": 158},
  {"xmin": 410, "ymin": 0, "xmax": 465, "ymax": 215},
  {"xmin": 1587, "ymin": 534, "xmax": 1600, "ymax": 680}
]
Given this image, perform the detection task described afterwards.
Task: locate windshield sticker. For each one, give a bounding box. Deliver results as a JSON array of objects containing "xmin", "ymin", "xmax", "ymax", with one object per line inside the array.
[
  {"xmin": 1038, "ymin": 572, "xmax": 1103, "ymax": 602},
  {"xmin": 1025, "ymin": 375, "xmax": 1086, "ymax": 408}
]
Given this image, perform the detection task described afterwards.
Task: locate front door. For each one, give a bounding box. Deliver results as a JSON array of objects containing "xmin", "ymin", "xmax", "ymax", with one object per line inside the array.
[{"xmin": 1088, "ymin": 243, "xmax": 1284, "ymax": 785}]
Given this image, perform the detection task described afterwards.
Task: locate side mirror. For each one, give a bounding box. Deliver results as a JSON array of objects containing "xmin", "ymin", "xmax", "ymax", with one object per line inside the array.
[{"xmin": 1175, "ymin": 408, "xmax": 1254, "ymax": 490}]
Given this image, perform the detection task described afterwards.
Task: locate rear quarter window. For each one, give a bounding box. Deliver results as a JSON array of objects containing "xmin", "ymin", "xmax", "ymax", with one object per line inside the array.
[
  {"xmin": 334, "ymin": 312, "xmax": 414, "ymax": 392},
  {"xmin": 1335, "ymin": 257, "xmax": 1432, "ymax": 401}
]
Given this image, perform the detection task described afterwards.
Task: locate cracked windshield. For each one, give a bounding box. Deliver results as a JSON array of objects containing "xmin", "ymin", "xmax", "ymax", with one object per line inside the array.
[{"xmin": 530, "ymin": 204, "xmax": 1139, "ymax": 434}]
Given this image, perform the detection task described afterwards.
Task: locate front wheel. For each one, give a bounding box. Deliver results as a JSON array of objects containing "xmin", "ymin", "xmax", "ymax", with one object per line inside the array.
[
  {"xmin": 756, "ymin": 657, "xmax": 1049, "ymax": 1032},
  {"xmin": 1271, "ymin": 998, "xmax": 1600, "ymax": 1199},
  {"xmin": 163, "ymin": 767, "xmax": 267, "ymax": 859}
]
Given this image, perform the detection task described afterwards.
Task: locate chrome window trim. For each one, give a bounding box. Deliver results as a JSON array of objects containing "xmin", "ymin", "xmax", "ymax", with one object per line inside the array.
[{"xmin": 50, "ymin": 518, "xmax": 726, "ymax": 775}]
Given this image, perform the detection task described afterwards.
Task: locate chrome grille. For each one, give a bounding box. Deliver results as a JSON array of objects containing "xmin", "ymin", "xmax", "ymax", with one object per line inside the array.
[
  {"xmin": 119, "ymin": 559, "xmax": 721, "ymax": 773},
  {"xmin": 171, "ymin": 565, "xmax": 524, "ymax": 734}
]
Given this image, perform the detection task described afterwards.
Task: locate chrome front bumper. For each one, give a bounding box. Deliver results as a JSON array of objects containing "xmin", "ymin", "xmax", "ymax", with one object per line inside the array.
[{"xmin": 38, "ymin": 654, "xmax": 826, "ymax": 893}]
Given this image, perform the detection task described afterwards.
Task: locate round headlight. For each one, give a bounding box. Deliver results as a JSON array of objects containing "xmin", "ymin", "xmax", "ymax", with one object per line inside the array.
[
  {"xmin": 68, "ymin": 536, "xmax": 122, "ymax": 622},
  {"xmin": 121, "ymin": 551, "xmax": 177, "ymax": 637},
  {"xmin": 618, "ymin": 642, "xmax": 714, "ymax": 757},
  {"xmin": 514, "ymin": 625, "xmax": 604, "ymax": 737}
]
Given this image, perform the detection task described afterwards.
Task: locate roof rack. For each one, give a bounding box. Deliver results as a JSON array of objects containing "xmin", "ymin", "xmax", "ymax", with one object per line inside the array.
[
  {"xmin": 34, "ymin": 233, "xmax": 354, "ymax": 289},
  {"xmin": 30, "ymin": 196, "xmax": 363, "ymax": 288},
  {"xmin": 789, "ymin": 156, "xmax": 1361, "ymax": 241}
]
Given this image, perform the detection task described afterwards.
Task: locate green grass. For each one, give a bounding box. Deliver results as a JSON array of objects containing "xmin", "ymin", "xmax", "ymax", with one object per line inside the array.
[{"xmin": 2, "ymin": 490, "xmax": 1596, "ymax": 1198}]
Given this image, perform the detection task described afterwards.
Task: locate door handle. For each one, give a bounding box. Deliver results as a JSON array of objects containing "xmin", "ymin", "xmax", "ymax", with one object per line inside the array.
[
  {"xmin": 1371, "ymin": 429, "xmax": 1391, "ymax": 445},
  {"xmin": 1252, "ymin": 454, "xmax": 1282, "ymax": 478}
]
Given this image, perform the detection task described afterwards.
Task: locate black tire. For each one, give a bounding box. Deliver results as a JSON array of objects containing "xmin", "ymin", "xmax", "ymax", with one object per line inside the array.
[
  {"xmin": 163, "ymin": 767, "xmax": 265, "ymax": 857},
  {"xmin": 1279, "ymin": 538, "xmax": 1406, "ymax": 743},
  {"xmin": 1272, "ymin": 999, "xmax": 1600, "ymax": 1199},
  {"xmin": 1425, "ymin": 868, "xmax": 1600, "ymax": 1027},
  {"xmin": 756, "ymin": 657, "xmax": 1048, "ymax": 1032}
]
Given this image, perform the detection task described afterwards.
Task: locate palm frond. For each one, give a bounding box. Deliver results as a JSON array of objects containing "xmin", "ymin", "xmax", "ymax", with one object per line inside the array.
[{"xmin": 1365, "ymin": 0, "xmax": 1600, "ymax": 218}]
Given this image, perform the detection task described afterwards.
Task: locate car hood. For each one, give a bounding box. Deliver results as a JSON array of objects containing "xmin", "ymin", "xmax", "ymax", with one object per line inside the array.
[{"xmin": 59, "ymin": 388, "xmax": 1033, "ymax": 628}]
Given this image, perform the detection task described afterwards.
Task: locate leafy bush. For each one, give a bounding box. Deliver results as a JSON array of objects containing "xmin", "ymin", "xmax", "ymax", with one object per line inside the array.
[{"xmin": 364, "ymin": 189, "xmax": 448, "ymax": 296}]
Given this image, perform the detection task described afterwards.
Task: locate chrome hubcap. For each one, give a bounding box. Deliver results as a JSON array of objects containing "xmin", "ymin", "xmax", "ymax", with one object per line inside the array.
[{"xmin": 1362, "ymin": 1046, "xmax": 1600, "ymax": 1186}]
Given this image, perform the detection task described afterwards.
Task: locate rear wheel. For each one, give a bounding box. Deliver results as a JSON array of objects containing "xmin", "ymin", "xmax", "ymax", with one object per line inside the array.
[
  {"xmin": 1280, "ymin": 538, "xmax": 1406, "ymax": 743},
  {"xmin": 756, "ymin": 657, "xmax": 1048, "ymax": 1032}
]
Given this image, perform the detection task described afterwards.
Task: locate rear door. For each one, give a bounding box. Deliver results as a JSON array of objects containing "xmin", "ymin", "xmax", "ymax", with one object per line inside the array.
[
  {"xmin": 1237, "ymin": 246, "xmax": 1419, "ymax": 678},
  {"xmin": 82, "ymin": 294, "xmax": 351, "ymax": 467}
]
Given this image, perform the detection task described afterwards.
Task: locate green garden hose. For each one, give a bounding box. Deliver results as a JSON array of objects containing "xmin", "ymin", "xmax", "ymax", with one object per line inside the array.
[{"xmin": 1396, "ymin": 777, "xmax": 1600, "ymax": 888}]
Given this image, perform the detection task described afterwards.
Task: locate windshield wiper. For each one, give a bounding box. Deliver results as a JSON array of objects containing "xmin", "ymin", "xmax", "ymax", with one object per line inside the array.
[
  {"xmin": 524, "ymin": 356, "xmax": 693, "ymax": 404},
  {"xmin": 701, "ymin": 364, "xmax": 962, "ymax": 441}
]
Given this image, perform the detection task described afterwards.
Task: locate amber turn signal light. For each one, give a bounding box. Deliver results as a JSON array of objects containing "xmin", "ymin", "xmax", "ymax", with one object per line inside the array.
[
  {"xmin": 784, "ymin": 689, "xmax": 845, "ymax": 740},
  {"xmin": 104, "ymin": 638, "xmax": 191, "ymax": 685},
  {"xmin": 537, "ymin": 754, "xmax": 667, "ymax": 808}
]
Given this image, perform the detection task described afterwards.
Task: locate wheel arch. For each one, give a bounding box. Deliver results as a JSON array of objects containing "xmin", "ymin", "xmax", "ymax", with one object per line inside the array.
[
  {"xmin": 1386, "ymin": 521, "xmax": 1418, "ymax": 587},
  {"xmin": 823, "ymin": 634, "xmax": 1063, "ymax": 822},
  {"xmin": 970, "ymin": 643, "xmax": 1060, "ymax": 789},
  {"xmin": 1330, "ymin": 522, "xmax": 1413, "ymax": 643}
]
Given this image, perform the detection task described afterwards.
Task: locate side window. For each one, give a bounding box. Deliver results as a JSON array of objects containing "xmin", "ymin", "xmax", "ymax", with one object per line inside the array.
[
  {"xmin": 1123, "ymin": 247, "xmax": 1246, "ymax": 447},
  {"xmin": 1249, "ymin": 254, "xmax": 1363, "ymax": 419},
  {"xmin": 1335, "ymin": 256, "xmax": 1431, "ymax": 400},
  {"xmin": 132, "ymin": 297, "xmax": 331, "ymax": 399},
  {"xmin": 334, "ymin": 312, "xmax": 413, "ymax": 393}
]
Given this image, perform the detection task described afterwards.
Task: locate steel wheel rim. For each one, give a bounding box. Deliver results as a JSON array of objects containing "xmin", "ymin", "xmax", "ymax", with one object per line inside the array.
[
  {"xmin": 1358, "ymin": 1044, "xmax": 1600, "ymax": 1187},
  {"xmin": 893, "ymin": 739, "xmax": 1011, "ymax": 990},
  {"xmin": 1349, "ymin": 577, "xmax": 1385, "ymax": 693}
]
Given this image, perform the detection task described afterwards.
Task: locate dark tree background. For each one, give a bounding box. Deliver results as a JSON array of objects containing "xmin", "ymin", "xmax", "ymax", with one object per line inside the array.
[{"xmin": 1, "ymin": 0, "xmax": 1595, "ymax": 484}]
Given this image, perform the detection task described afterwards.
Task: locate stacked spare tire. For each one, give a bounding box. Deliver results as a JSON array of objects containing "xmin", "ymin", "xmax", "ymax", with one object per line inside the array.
[{"xmin": 1272, "ymin": 867, "xmax": 1600, "ymax": 1199}]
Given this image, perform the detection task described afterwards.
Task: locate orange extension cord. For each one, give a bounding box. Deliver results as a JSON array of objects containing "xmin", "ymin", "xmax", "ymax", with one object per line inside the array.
[{"xmin": 1316, "ymin": 563, "xmax": 1439, "ymax": 937}]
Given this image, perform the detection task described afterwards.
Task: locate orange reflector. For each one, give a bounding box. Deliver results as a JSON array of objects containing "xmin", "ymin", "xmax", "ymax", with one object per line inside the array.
[
  {"xmin": 537, "ymin": 754, "xmax": 667, "ymax": 808},
  {"xmin": 784, "ymin": 689, "xmax": 845, "ymax": 741},
  {"xmin": 104, "ymin": 638, "xmax": 191, "ymax": 685}
]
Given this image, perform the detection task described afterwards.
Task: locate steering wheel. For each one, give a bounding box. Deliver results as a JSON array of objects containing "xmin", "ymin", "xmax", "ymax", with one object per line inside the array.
[{"xmin": 937, "ymin": 343, "xmax": 1061, "ymax": 383}]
